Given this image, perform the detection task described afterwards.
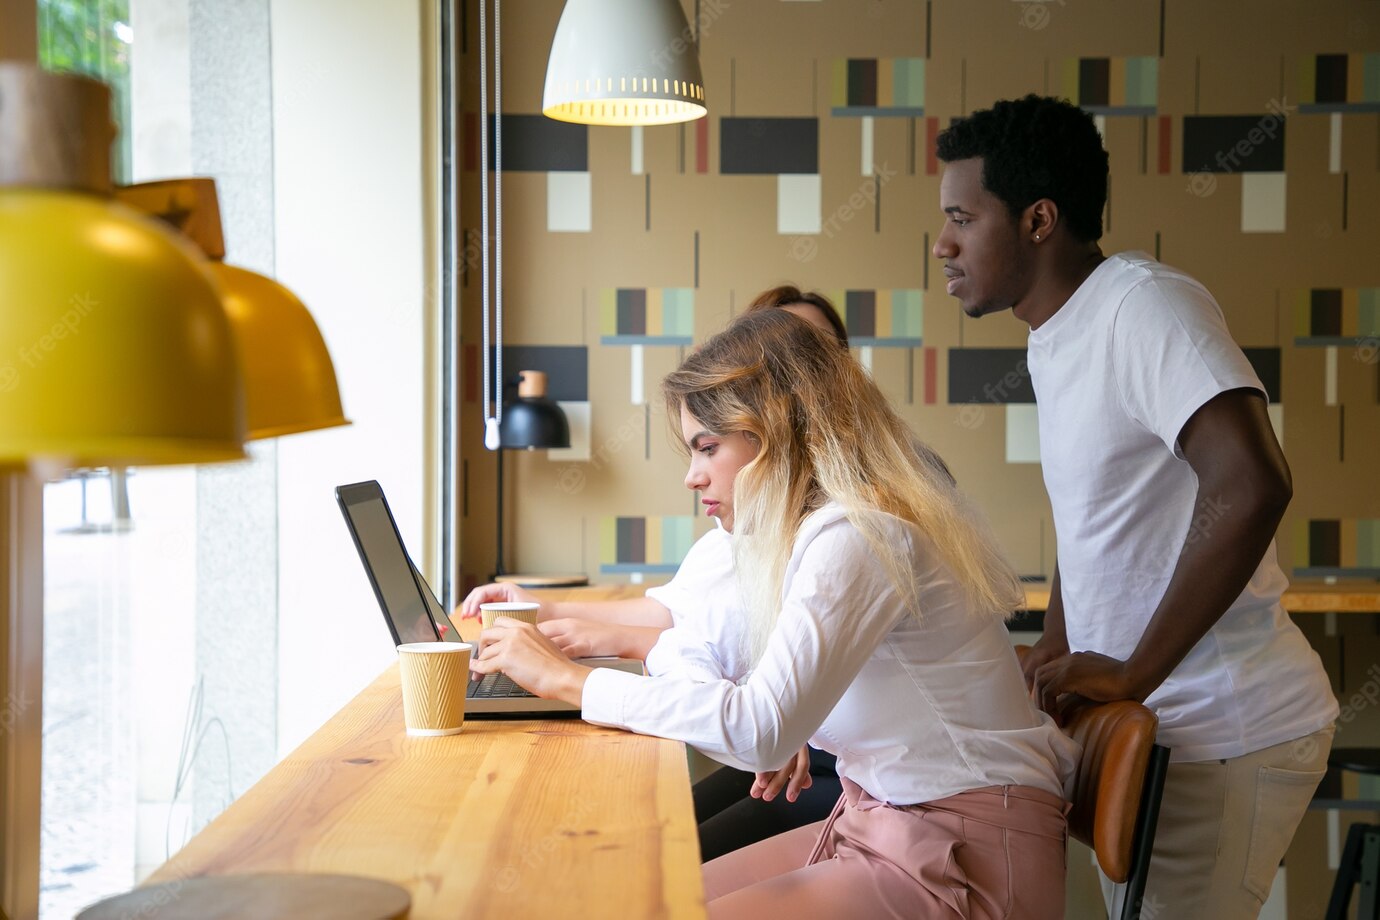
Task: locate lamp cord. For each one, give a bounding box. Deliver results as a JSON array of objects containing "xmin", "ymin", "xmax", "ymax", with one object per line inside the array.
[
  {"xmin": 495, "ymin": 0, "xmax": 503, "ymax": 427},
  {"xmin": 479, "ymin": 0, "xmax": 491, "ymax": 438},
  {"xmin": 479, "ymin": 0, "xmax": 505, "ymax": 450}
]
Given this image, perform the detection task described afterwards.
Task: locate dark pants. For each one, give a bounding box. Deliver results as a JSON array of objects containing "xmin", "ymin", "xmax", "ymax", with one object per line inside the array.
[{"xmin": 693, "ymin": 748, "xmax": 843, "ymax": 862}]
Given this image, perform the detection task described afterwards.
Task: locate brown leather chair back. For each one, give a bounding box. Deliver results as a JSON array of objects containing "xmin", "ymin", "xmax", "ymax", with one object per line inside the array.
[
  {"xmin": 1055, "ymin": 696, "xmax": 1159, "ymax": 882},
  {"xmin": 1014, "ymin": 646, "xmax": 1161, "ymax": 883}
]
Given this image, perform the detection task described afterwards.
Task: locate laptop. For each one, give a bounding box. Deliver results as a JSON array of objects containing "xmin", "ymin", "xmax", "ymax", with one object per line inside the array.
[{"xmin": 335, "ymin": 480, "xmax": 641, "ymax": 719}]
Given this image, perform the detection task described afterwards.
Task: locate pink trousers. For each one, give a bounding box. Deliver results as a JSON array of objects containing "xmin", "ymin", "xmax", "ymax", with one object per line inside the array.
[{"xmin": 703, "ymin": 780, "xmax": 1069, "ymax": 919}]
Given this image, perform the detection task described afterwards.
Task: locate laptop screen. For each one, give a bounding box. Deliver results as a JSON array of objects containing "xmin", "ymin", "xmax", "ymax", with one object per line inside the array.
[{"xmin": 336, "ymin": 481, "xmax": 438, "ymax": 646}]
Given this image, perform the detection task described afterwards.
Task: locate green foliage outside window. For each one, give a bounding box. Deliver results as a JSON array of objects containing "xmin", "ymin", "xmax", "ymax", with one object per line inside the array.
[{"xmin": 38, "ymin": 0, "xmax": 132, "ymax": 183}]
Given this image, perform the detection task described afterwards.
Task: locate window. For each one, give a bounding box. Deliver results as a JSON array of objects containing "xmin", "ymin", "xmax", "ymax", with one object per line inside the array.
[{"xmin": 34, "ymin": 3, "xmax": 434, "ymax": 916}]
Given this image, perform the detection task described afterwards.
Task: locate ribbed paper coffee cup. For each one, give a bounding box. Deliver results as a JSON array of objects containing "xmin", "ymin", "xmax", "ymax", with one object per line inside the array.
[
  {"xmin": 480, "ymin": 602, "xmax": 540, "ymax": 630},
  {"xmin": 397, "ymin": 642, "xmax": 472, "ymax": 736}
]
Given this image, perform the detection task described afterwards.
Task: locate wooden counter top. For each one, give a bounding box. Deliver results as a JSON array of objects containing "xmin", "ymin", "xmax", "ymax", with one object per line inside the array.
[
  {"xmin": 145, "ymin": 666, "xmax": 705, "ymax": 919},
  {"xmin": 538, "ymin": 580, "xmax": 1380, "ymax": 614},
  {"xmin": 1020, "ymin": 580, "xmax": 1380, "ymax": 614}
]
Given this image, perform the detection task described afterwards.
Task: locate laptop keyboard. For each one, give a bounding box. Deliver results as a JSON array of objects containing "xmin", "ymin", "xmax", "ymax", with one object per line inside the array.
[{"xmin": 467, "ymin": 673, "xmax": 534, "ymax": 699}]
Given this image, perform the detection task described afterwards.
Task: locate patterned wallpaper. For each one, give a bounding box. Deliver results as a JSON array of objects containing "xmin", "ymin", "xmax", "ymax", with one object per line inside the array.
[{"xmin": 457, "ymin": 0, "xmax": 1380, "ymax": 593}]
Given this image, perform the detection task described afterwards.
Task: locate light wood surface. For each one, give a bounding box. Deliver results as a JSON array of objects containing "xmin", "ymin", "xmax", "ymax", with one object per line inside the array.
[
  {"xmin": 2, "ymin": 471, "xmax": 44, "ymax": 920},
  {"xmin": 1020, "ymin": 580, "xmax": 1380, "ymax": 614},
  {"xmin": 1276, "ymin": 581, "xmax": 1380, "ymax": 613},
  {"xmin": 495, "ymin": 573, "xmax": 591, "ymax": 588},
  {"xmin": 0, "ymin": 63, "xmax": 113, "ymax": 192},
  {"xmin": 114, "ymin": 179, "xmax": 226, "ymax": 259},
  {"xmin": 80, "ymin": 874, "xmax": 411, "ymax": 920},
  {"xmin": 530, "ymin": 584, "xmax": 650, "ymax": 604},
  {"xmin": 540, "ymin": 580, "xmax": 1380, "ymax": 614},
  {"xmin": 0, "ymin": 0, "xmax": 37, "ymax": 62},
  {"xmin": 145, "ymin": 666, "xmax": 705, "ymax": 919}
]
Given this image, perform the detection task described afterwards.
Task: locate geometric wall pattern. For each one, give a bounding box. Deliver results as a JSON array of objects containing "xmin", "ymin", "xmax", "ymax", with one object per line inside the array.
[
  {"xmin": 600, "ymin": 516, "xmax": 695, "ymax": 576},
  {"xmin": 1294, "ymin": 288, "xmax": 1380, "ymax": 345},
  {"xmin": 829, "ymin": 289, "xmax": 923, "ymax": 345},
  {"xmin": 831, "ymin": 58, "xmax": 926, "ymax": 116},
  {"xmin": 600, "ymin": 288, "xmax": 695, "ymax": 345},
  {"xmin": 1059, "ymin": 56, "xmax": 1158, "ymax": 115},
  {"xmin": 1294, "ymin": 518, "xmax": 1380, "ymax": 578},
  {"xmin": 1297, "ymin": 52, "xmax": 1380, "ymax": 111},
  {"xmin": 458, "ymin": 0, "xmax": 1380, "ymax": 598}
]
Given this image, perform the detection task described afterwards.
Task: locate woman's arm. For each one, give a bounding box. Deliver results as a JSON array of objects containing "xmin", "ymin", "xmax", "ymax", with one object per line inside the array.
[
  {"xmin": 547, "ymin": 596, "xmax": 673, "ymax": 628},
  {"xmin": 580, "ymin": 518, "xmax": 905, "ymax": 771},
  {"xmin": 473, "ymin": 619, "xmax": 734, "ymax": 704},
  {"xmin": 539, "ymin": 619, "xmax": 667, "ymax": 660},
  {"xmin": 470, "ymin": 517, "xmax": 902, "ymax": 773},
  {"xmin": 458, "ymin": 582, "xmax": 673, "ymax": 628}
]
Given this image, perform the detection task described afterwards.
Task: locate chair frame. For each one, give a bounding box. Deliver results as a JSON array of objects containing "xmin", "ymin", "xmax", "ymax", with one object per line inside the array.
[
  {"xmin": 1325, "ymin": 820, "xmax": 1380, "ymax": 919},
  {"xmin": 1120, "ymin": 743, "xmax": 1170, "ymax": 920}
]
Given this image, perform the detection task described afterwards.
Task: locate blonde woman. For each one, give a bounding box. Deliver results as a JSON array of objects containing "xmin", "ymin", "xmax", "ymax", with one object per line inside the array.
[
  {"xmin": 471, "ymin": 310, "xmax": 1077, "ymax": 917},
  {"xmin": 463, "ymin": 287, "xmax": 861, "ymax": 860}
]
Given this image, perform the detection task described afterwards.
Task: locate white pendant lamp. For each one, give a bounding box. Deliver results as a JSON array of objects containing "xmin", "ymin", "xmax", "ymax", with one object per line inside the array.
[{"xmin": 542, "ymin": 0, "xmax": 707, "ymax": 126}]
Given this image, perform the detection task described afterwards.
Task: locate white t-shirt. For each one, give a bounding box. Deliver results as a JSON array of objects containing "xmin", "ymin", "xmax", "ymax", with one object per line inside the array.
[
  {"xmin": 583, "ymin": 504, "xmax": 1081, "ymax": 805},
  {"xmin": 1027, "ymin": 251, "xmax": 1338, "ymax": 762}
]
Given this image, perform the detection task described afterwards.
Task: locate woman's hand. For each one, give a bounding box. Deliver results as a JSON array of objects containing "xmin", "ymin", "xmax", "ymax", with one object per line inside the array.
[
  {"xmin": 457, "ymin": 582, "xmax": 541, "ymax": 621},
  {"xmin": 470, "ymin": 617, "xmax": 590, "ymax": 706},
  {"xmin": 749, "ymin": 745, "xmax": 814, "ymax": 804},
  {"xmin": 1019, "ymin": 631, "xmax": 1069, "ymax": 694},
  {"xmin": 538, "ymin": 618, "xmax": 662, "ymax": 660},
  {"xmin": 539, "ymin": 618, "xmax": 623, "ymax": 659}
]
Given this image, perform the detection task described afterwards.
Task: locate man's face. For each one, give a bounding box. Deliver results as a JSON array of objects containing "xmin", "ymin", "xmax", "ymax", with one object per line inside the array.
[{"xmin": 932, "ymin": 157, "xmax": 1029, "ymax": 319}]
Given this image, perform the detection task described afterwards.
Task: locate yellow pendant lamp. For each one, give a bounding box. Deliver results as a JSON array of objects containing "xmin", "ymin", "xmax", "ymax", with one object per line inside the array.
[
  {"xmin": 0, "ymin": 65, "xmax": 246, "ymax": 470},
  {"xmin": 115, "ymin": 178, "xmax": 350, "ymax": 440},
  {"xmin": 1, "ymin": 65, "xmax": 250, "ymax": 919},
  {"xmin": 210, "ymin": 264, "xmax": 349, "ymax": 439}
]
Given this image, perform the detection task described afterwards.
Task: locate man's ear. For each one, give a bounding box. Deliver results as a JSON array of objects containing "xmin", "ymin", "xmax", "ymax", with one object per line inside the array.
[{"xmin": 1027, "ymin": 198, "xmax": 1060, "ymax": 241}]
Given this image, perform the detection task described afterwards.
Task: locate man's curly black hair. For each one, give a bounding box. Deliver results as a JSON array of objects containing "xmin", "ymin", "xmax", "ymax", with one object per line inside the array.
[{"xmin": 936, "ymin": 95, "xmax": 1109, "ymax": 243}]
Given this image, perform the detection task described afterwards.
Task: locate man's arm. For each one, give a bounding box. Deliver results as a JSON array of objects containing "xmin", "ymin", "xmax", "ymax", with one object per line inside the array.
[{"xmin": 1033, "ymin": 388, "xmax": 1290, "ymax": 710}]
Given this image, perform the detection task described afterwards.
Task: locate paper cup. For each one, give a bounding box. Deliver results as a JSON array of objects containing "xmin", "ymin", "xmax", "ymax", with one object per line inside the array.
[
  {"xmin": 480, "ymin": 601, "xmax": 540, "ymax": 630},
  {"xmin": 397, "ymin": 642, "xmax": 472, "ymax": 736}
]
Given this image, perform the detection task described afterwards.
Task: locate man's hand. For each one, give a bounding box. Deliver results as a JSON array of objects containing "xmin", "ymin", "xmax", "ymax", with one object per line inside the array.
[
  {"xmin": 750, "ymin": 746, "xmax": 814, "ymax": 804},
  {"xmin": 470, "ymin": 617, "xmax": 589, "ymax": 706},
  {"xmin": 1020, "ymin": 631, "xmax": 1069, "ymax": 693},
  {"xmin": 458, "ymin": 582, "xmax": 540, "ymax": 621},
  {"xmin": 1031, "ymin": 651, "xmax": 1150, "ymax": 718}
]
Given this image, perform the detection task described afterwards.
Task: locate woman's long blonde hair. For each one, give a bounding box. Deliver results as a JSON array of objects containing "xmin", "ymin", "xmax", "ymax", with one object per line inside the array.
[{"xmin": 663, "ymin": 310, "xmax": 1021, "ymax": 657}]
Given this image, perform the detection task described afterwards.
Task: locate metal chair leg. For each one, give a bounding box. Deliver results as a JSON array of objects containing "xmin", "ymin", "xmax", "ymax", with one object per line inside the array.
[
  {"xmin": 1121, "ymin": 744, "xmax": 1171, "ymax": 920},
  {"xmin": 1360, "ymin": 828, "xmax": 1380, "ymax": 920},
  {"xmin": 1329, "ymin": 822, "xmax": 1380, "ymax": 920}
]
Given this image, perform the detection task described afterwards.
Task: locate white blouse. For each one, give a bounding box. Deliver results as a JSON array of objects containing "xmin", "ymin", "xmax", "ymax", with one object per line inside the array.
[{"xmin": 582, "ymin": 504, "xmax": 1080, "ymax": 805}]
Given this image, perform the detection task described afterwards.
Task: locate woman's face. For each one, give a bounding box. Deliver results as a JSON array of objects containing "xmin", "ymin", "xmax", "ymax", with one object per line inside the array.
[{"xmin": 680, "ymin": 404, "xmax": 759, "ymax": 533}]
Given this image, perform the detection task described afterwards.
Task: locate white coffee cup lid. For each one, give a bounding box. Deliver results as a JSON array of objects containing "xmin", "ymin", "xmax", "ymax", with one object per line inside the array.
[
  {"xmin": 479, "ymin": 602, "xmax": 539, "ymax": 611},
  {"xmin": 396, "ymin": 642, "xmax": 473, "ymax": 653}
]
